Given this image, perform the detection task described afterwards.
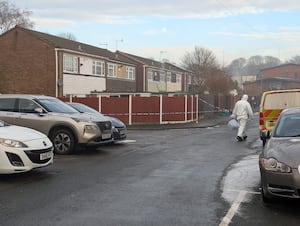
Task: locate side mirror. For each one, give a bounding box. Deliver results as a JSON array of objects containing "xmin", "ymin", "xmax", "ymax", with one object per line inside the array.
[{"xmin": 34, "ymin": 107, "xmax": 44, "ymax": 114}]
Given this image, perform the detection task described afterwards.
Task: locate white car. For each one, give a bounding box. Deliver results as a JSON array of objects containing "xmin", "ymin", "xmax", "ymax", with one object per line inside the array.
[{"xmin": 0, "ymin": 120, "xmax": 53, "ymax": 174}]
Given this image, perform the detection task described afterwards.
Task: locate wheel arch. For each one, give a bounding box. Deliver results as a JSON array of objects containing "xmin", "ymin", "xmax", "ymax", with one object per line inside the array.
[{"xmin": 48, "ymin": 124, "xmax": 78, "ymax": 145}]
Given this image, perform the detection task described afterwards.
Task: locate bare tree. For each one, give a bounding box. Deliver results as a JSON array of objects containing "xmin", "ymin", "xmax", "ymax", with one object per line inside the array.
[
  {"xmin": 0, "ymin": 0, "xmax": 34, "ymax": 34},
  {"xmin": 181, "ymin": 46, "xmax": 220, "ymax": 94},
  {"xmin": 58, "ymin": 32, "xmax": 77, "ymax": 41},
  {"xmin": 206, "ymin": 69, "xmax": 235, "ymax": 95},
  {"xmin": 264, "ymin": 56, "xmax": 281, "ymax": 67},
  {"xmin": 287, "ymin": 55, "xmax": 300, "ymax": 64},
  {"xmin": 226, "ymin": 57, "xmax": 247, "ymax": 76},
  {"xmin": 226, "ymin": 55, "xmax": 281, "ymax": 77}
]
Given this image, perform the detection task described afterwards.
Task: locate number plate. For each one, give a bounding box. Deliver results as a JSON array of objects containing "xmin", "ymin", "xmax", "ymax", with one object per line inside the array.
[
  {"xmin": 102, "ymin": 133, "xmax": 111, "ymax": 140},
  {"xmin": 267, "ymin": 121, "xmax": 275, "ymax": 128},
  {"xmin": 40, "ymin": 151, "xmax": 52, "ymax": 160}
]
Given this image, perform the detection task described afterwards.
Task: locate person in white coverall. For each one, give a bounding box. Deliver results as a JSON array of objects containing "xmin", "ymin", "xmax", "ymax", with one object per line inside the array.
[{"xmin": 231, "ymin": 94, "xmax": 253, "ymax": 141}]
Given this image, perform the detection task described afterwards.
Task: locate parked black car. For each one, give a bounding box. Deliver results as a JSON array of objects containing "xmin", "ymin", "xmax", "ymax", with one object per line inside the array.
[
  {"xmin": 259, "ymin": 107, "xmax": 300, "ymax": 203},
  {"xmin": 66, "ymin": 102, "xmax": 127, "ymax": 142}
]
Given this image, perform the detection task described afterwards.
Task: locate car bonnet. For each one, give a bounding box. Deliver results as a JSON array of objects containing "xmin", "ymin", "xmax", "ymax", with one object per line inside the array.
[
  {"xmin": 0, "ymin": 125, "xmax": 46, "ymax": 142},
  {"xmin": 48, "ymin": 112, "xmax": 108, "ymax": 122},
  {"xmin": 266, "ymin": 138, "xmax": 300, "ymax": 168}
]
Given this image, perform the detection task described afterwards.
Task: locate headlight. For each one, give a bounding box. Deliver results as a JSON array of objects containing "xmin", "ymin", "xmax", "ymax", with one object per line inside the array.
[
  {"xmin": 0, "ymin": 138, "xmax": 28, "ymax": 148},
  {"xmin": 261, "ymin": 157, "xmax": 291, "ymax": 173},
  {"xmin": 84, "ymin": 125, "xmax": 99, "ymax": 133}
]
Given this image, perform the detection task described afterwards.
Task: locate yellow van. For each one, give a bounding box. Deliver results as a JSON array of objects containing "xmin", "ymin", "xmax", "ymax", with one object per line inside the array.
[{"xmin": 260, "ymin": 89, "xmax": 300, "ymax": 145}]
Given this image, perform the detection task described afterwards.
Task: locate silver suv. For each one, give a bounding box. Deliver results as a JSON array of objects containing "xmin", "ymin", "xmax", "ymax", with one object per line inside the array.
[{"xmin": 0, "ymin": 94, "xmax": 113, "ymax": 154}]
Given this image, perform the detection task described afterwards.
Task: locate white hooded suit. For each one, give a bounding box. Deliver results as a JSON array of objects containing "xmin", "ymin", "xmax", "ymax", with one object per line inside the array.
[{"xmin": 232, "ymin": 94, "xmax": 253, "ymax": 139}]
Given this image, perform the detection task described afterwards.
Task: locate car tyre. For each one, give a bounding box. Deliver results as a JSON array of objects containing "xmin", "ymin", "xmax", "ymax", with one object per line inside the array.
[{"xmin": 50, "ymin": 128, "xmax": 75, "ymax": 155}]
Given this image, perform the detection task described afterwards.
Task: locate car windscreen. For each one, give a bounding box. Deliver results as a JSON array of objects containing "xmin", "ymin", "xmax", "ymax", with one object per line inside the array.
[
  {"xmin": 273, "ymin": 114, "xmax": 300, "ymax": 137},
  {"xmin": 36, "ymin": 98, "xmax": 79, "ymax": 113},
  {"xmin": 69, "ymin": 103, "xmax": 99, "ymax": 114}
]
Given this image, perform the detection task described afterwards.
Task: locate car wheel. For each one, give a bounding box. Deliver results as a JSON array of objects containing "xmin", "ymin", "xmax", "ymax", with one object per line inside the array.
[{"xmin": 50, "ymin": 129, "xmax": 75, "ymax": 155}]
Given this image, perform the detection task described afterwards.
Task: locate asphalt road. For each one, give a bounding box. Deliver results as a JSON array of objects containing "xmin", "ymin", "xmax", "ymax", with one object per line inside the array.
[{"xmin": 1, "ymin": 117, "xmax": 300, "ymax": 226}]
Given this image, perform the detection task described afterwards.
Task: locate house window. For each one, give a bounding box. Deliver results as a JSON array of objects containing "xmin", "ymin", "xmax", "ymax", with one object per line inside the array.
[
  {"xmin": 92, "ymin": 61, "xmax": 105, "ymax": 76},
  {"xmin": 126, "ymin": 67, "xmax": 135, "ymax": 80},
  {"xmin": 63, "ymin": 55, "xmax": 79, "ymax": 73},
  {"xmin": 108, "ymin": 63, "xmax": 117, "ymax": 77},
  {"xmin": 187, "ymin": 75, "xmax": 192, "ymax": 84},
  {"xmin": 171, "ymin": 73, "xmax": 177, "ymax": 83},
  {"xmin": 153, "ymin": 71, "xmax": 160, "ymax": 81},
  {"xmin": 167, "ymin": 72, "xmax": 171, "ymax": 82},
  {"xmin": 147, "ymin": 70, "xmax": 153, "ymax": 80},
  {"xmin": 160, "ymin": 71, "xmax": 165, "ymax": 82}
]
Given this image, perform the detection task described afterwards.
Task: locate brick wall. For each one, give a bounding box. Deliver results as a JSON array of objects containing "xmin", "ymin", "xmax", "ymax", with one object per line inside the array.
[
  {"xmin": 261, "ymin": 64, "xmax": 300, "ymax": 79},
  {"xmin": 0, "ymin": 27, "xmax": 56, "ymax": 96}
]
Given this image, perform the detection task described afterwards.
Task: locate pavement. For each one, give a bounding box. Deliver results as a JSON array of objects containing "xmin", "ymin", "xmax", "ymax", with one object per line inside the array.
[{"xmin": 127, "ymin": 114, "xmax": 230, "ymax": 130}]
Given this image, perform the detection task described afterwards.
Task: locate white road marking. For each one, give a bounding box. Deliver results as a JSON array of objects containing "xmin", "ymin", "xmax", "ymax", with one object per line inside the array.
[
  {"xmin": 219, "ymin": 190, "xmax": 247, "ymax": 226},
  {"xmin": 226, "ymin": 189, "xmax": 260, "ymax": 195},
  {"xmin": 115, "ymin": 139, "xmax": 136, "ymax": 144}
]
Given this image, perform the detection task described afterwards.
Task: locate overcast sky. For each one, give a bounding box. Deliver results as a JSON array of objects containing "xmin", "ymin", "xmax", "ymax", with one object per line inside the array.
[{"xmin": 11, "ymin": 0, "xmax": 300, "ymax": 65}]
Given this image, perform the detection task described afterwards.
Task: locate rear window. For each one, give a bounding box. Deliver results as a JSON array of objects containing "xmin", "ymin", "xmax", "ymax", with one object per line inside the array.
[{"xmin": 264, "ymin": 92, "xmax": 300, "ymax": 110}]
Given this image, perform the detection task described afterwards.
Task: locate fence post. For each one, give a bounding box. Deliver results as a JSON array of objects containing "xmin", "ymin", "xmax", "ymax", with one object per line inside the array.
[
  {"xmin": 196, "ymin": 95, "xmax": 199, "ymax": 123},
  {"xmin": 191, "ymin": 95, "xmax": 193, "ymax": 121},
  {"xmin": 98, "ymin": 95, "xmax": 102, "ymax": 112},
  {"xmin": 185, "ymin": 95, "xmax": 188, "ymax": 122},
  {"xmin": 160, "ymin": 94, "xmax": 163, "ymax": 124},
  {"xmin": 129, "ymin": 94, "xmax": 132, "ymax": 125}
]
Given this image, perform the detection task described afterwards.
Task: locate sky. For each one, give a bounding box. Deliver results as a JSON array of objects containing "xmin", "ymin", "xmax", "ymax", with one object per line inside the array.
[{"xmin": 10, "ymin": 0, "xmax": 300, "ymax": 66}]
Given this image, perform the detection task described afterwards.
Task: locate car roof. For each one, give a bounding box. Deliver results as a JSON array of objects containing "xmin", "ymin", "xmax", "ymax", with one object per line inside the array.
[
  {"xmin": 0, "ymin": 94, "xmax": 55, "ymax": 99},
  {"xmin": 281, "ymin": 107, "xmax": 300, "ymax": 115}
]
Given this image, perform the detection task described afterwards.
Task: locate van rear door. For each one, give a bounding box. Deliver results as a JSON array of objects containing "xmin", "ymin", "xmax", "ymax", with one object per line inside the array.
[{"xmin": 260, "ymin": 89, "xmax": 300, "ymax": 139}]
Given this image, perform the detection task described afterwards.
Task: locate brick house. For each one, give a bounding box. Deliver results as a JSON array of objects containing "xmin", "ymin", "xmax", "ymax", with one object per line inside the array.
[
  {"xmin": 0, "ymin": 26, "xmax": 137, "ymax": 97},
  {"xmin": 259, "ymin": 63, "xmax": 300, "ymax": 80},
  {"xmin": 244, "ymin": 63, "xmax": 300, "ymax": 95},
  {"xmin": 116, "ymin": 51, "xmax": 193, "ymax": 93}
]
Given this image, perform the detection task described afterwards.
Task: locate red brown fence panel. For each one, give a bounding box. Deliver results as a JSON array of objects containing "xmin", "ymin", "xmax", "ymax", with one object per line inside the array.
[
  {"xmin": 132, "ymin": 96, "xmax": 160, "ymax": 123},
  {"xmin": 60, "ymin": 94, "xmax": 199, "ymax": 125},
  {"xmin": 101, "ymin": 96, "xmax": 129, "ymax": 124},
  {"xmin": 162, "ymin": 96, "xmax": 185, "ymax": 122}
]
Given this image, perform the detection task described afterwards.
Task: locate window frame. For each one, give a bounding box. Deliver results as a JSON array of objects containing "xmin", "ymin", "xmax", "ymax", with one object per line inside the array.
[
  {"xmin": 108, "ymin": 63, "xmax": 117, "ymax": 78},
  {"xmin": 92, "ymin": 60, "xmax": 105, "ymax": 76},
  {"xmin": 63, "ymin": 54, "xmax": 79, "ymax": 73},
  {"xmin": 126, "ymin": 66, "xmax": 135, "ymax": 80}
]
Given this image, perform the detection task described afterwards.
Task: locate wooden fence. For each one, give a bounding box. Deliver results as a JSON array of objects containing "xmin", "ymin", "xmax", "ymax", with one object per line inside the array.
[{"xmin": 61, "ymin": 94, "xmax": 199, "ymax": 125}]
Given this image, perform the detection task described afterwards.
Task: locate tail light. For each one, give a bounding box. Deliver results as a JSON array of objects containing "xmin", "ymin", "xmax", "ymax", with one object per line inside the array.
[{"xmin": 259, "ymin": 112, "xmax": 264, "ymax": 126}]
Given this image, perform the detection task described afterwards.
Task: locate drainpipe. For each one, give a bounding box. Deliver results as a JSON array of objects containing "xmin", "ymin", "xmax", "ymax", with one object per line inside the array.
[
  {"xmin": 55, "ymin": 48, "xmax": 59, "ymax": 97},
  {"xmin": 143, "ymin": 65, "xmax": 146, "ymax": 92}
]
